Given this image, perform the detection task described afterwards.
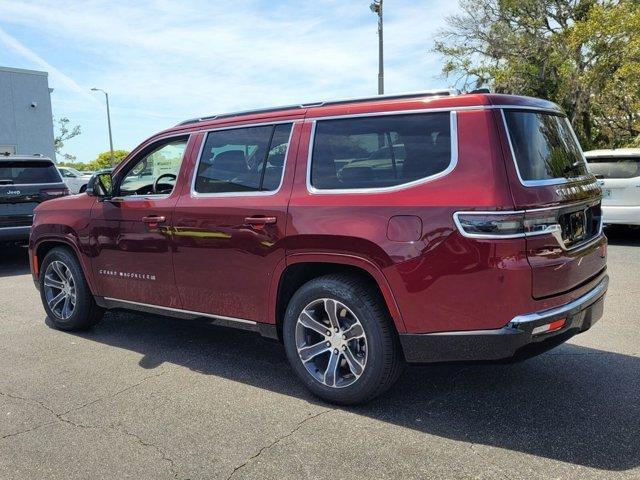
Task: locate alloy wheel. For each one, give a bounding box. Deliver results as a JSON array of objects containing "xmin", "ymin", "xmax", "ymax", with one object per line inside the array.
[
  {"xmin": 295, "ymin": 298, "xmax": 368, "ymax": 388},
  {"xmin": 43, "ymin": 260, "xmax": 77, "ymax": 320}
]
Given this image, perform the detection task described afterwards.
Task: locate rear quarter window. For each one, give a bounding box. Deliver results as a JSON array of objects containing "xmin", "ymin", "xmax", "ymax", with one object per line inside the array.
[
  {"xmin": 0, "ymin": 160, "xmax": 62, "ymax": 185},
  {"xmin": 587, "ymin": 157, "xmax": 640, "ymax": 179},
  {"xmin": 310, "ymin": 112, "xmax": 453, "ymax": 190},
  {"xmin": 503, "ymin": 110, "xmax": 589, "ymax": 184}
]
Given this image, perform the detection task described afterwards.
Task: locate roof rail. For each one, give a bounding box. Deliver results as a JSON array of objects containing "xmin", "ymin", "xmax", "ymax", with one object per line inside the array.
[{"xmin": 176, "ymin": 89, "xmax": 455, "ymax": 126}]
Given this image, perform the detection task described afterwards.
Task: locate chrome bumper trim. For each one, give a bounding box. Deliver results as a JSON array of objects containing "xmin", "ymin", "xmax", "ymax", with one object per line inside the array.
[{"xmin": 509, "ymin": 275, "xmax": 609, "ymax": 326}]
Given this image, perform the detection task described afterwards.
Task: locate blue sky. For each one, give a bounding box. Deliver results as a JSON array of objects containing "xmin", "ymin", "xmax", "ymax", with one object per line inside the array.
[{"xmin": 0, "ymin": 0, "xmax": 460, "ymax": 163}]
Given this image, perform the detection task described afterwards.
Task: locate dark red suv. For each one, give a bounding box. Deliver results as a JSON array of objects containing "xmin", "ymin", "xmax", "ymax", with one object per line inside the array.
[{"xmin": 29, "ymin": 91, "xmax": 608, "ymax": 404}]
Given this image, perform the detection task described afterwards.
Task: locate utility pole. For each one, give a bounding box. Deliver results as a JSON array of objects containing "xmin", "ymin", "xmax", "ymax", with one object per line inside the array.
[
  {"xmin": 370, "ymin": 0, "xmax": 384, "ymax": 95},
  {"xmin": 91, "ymin": 88, "xmax": 115, "ymax": 166}
]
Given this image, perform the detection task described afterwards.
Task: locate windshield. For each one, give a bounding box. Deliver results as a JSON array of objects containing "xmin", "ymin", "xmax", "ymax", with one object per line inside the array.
[
  {"xmin": 587, "ymin": 157, "xmax": 640, "ymax": 179},
  {"xmin": 504, "ymin": 111, "xmax": 589, "ymax": 183},
  {"xmin": 0, "ymin": 160, "xmax": 62, "ymax": 185}
]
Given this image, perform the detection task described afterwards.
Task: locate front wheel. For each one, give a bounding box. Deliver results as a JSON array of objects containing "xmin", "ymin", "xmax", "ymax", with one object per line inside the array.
[
  {"xmin": 39, "ymin": 247, "xmax": 104, "ymax": 331},
  {"xmin": 283, "ymin": 274, "xmax": 404, "ymax": 405}
]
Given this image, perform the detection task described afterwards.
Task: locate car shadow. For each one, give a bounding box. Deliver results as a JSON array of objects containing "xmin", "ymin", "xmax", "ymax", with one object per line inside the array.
[
  {"xmin": 58, "ymin": 310, "xmax": 640, "ymax": 472},
  {"xmin": 0, "ymin": 244, "xmax": 31, "ymax": 277},
  {"xmin": 604, "ymin": 225, "xmax": 640, "ymax": 247}
]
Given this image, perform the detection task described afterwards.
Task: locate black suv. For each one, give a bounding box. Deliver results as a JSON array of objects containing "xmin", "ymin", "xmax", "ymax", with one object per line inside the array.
[{"xmin": 0, "ymin": 155, "xmax": 68, "ymax": 243}]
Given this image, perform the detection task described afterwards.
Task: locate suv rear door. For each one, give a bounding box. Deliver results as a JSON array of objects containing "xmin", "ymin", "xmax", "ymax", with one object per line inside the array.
[
  {"xmin": 497, "ymin": 108, "xmax": 607, "ymax": 299},
  {"xmin": 172, "ymin": 120, "xmax": 301, "ymax": 323},
  {"xmin": 0, "ymin": 158, "xmax": 68, "ymax": 238}
]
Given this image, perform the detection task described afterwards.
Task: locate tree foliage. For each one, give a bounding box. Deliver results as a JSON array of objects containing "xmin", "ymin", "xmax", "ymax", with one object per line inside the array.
[
  {"xmin": 57, "ymin": 150, "xmax": 130, "ymax": 172},
  {"xmin": 53, "ymin": 117, "xmax": 82, "ymax": 161},
  {"xmin": 434, "ymin": 0, "xmax": 640, "ymax": 148}
]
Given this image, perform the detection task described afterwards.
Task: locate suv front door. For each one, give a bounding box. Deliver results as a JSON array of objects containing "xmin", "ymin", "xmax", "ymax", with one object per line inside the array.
[{"xmin": 90, "ymin": 135, "xmax": 193, "ymax": 308}]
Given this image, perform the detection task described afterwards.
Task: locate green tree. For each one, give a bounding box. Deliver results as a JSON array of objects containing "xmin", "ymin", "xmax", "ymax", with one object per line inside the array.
[
  {"xmin": 53, "ymin": 117, "xmax": 82, "ymax": 161},
  {"xmin": 88, "ymin": 150, "xmax": 130, "ymax": 170},
  {"xmin": 434, "ymin": 0, "xmax": 640, "ymax": 148}
]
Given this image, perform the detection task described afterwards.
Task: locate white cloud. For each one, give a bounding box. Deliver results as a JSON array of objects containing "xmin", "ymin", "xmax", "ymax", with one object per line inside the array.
[
  {"xmin": 0, "ymin": 26, "xmax": 100, "ymax": 106},
  {"xmin": 0, "ymin": 0, "xmax": 459, "ymax": 160}
]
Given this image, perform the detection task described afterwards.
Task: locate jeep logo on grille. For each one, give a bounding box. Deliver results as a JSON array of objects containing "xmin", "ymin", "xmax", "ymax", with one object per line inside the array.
[{"xmin": 6, "ymin": 190, "xmax": 21, "ymax": 195}]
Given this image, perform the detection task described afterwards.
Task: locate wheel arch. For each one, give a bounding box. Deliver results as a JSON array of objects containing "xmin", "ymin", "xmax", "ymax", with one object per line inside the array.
[
  {"xmin": 33, "ymin": 237, "xmax": 97, "ymax": 294},
  {"xmin": 269, "ymin": 253, "xmax": 405, "ymax": 341}
]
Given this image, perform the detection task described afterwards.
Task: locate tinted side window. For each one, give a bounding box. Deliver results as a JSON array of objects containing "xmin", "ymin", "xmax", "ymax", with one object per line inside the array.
[
  {"xmin": 262, "ymin": 124, "xmax": 293, "ymax": 191},
  {"xmin": 504, "ymin": 111, "xmax": 588, "ymax": 182},
  {"xmin": 311, "ymin": 112, "xmax": 451, "ymax": 190},
  {"xmin": 195, "ymin": 123, "xmax": 292, "ymax": 194}
]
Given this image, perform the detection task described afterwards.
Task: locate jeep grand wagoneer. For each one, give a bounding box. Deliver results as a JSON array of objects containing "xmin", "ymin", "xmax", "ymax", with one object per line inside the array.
[{"xmin": 30, "ymin": 91, "xmax": 608, "ymax": 404}]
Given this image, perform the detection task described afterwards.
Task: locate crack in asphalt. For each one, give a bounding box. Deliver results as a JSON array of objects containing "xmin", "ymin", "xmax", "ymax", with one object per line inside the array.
[
  {"xmin": 1, "ymin": 371, "xmax": 180, "ymax": 477},
  {"xmin": 0, "ymin": 370, "xmax": 166, "ymax": 437},
  {"xmin": 118, "ymin": 425, "xmax": 179, "ymax": 479},
  {"xmin": 226, "ymin": 409, "xmax": 332, "ymax": 480}
]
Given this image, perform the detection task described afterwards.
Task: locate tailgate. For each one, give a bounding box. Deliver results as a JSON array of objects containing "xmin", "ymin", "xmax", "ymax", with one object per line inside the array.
[
  {"xmin": 498, "ymin": 108, "xmax": 607, "ymax": 299},
  {"xmin": 0, "ymin": 184, "xmax": 43, "ymax": 228}
]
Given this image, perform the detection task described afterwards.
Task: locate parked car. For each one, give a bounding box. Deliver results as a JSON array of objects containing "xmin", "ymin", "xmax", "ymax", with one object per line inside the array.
[
  {"xmin": 0, "ymin": 155, "xmax": 68, "ymax": 244},
  {"xmin": 29, "ymin": 91, "xmax": 608, "ymax": 404},
  {"xmin": 58, "ymin": 166, "xmax": 91, "ymax": 194},
  {"xmin": 585, "ymin": 148, "xmax": 640, "ymax": 226}
]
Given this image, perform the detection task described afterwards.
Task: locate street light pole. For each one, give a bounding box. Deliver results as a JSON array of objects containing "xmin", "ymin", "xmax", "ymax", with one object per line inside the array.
[
  {"xmin": 370, "ymin": 0, "xmax": 384, "ymax": 95},
  {"xmin": 91, "ymin": 88, "xmax": 115, "ymax": 166}
]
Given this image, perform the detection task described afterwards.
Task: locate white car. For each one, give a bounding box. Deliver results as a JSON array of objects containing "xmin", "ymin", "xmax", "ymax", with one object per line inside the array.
[
  {"xmin": 57, "ymin": 167, "xmax": 92, "ymax": 194},
  {"xmin": 585, "ymin": 148, "xmax": 640, "ymax": 226}
]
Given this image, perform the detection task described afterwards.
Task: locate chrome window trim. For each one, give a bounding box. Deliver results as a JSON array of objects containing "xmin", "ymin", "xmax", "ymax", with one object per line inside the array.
[
  {"xmin": 500, "ymin": 109, "xmax": 594, "ymax": 187},
  {"xmin": 189, "ymin": 121, "xmax": 296, "ymax": 198},
  {"xmin": 104, "ymin": 297, "xmax": 257, "ymax": 325},
  {"xmin": 306, "ymin": 111, "xmax": 458, "ymax": 195}
]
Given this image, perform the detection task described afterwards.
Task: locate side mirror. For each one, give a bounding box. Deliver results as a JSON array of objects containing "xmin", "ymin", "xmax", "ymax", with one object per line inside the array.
[{"xmin": 86, "ymin": 172, "xmax": 114, "ymax": 198}]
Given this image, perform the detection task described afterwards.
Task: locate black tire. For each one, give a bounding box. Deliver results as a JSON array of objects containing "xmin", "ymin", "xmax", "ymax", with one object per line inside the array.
[
  {"xmin": 79, "ymin": 184, "xmax": 87, "ymax": 193},
  {"xmin": 283, "ymin": 273, "xmax": 404, "ymax": 405},
  {"xmin": 39, "ymin": 246, "xmax": 104, "ymax": 331}
]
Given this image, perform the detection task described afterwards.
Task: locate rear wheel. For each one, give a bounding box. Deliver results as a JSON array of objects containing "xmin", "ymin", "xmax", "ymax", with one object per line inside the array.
[
  {"xmin": 283, "ymin": 274, "xmax": 404, "ymax": 405},
  {"xmin": 39, "ymin": 247, "xmax": 103, "ymax": 330}
]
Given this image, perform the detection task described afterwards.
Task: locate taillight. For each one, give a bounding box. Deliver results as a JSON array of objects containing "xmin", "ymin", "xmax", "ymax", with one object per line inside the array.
[
  {"xmin": 39, "ymin": 188, "xmax": 69, "ymax": 197},
  {"xmin": 454, "ymin": 210, "xmax": 561, "ymax": 240},
  {"xmin": 454, "ymin": 212, "xmax": 524, "ymax": 238}
]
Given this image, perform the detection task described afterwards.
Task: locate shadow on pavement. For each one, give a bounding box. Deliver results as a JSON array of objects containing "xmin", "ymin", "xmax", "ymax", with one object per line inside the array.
[
  {"xmin": 60, "ymin": 310, "xmax": 640, "ymax": 472},
  {"xmin": 604, "ymin": 225, "xmax": 640, "ymax": 247},
  {"xmin": 0, "ymin": 244, "xmax": 30, "ymax": 277}
]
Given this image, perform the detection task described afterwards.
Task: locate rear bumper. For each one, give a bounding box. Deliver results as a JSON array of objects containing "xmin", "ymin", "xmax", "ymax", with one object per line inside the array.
[
  {"xmin": 602, "ymin": 205, "xmax": 640, "ymax": 225},
  {"xmin": 399, "ymin": 275, "xmax": 609, "ymax": 363},
  {"xmin": 0, "ymin": 226, "xmax": 31, "ymax": 242}
]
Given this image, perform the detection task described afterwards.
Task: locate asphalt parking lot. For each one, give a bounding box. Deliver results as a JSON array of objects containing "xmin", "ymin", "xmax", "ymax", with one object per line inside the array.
[{"xmin": 0, "ymin": 229, "xmax": 639, "ymax": 480}]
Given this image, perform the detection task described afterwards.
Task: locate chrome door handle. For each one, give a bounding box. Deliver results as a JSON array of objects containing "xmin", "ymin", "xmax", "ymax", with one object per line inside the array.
[
  {"xmin": 142, "ymin": 215, "xmax": 166, "ymax": 227},
  {"xmin": 244, "ymin": 216, "xmax": 277, "ymax": 226}
]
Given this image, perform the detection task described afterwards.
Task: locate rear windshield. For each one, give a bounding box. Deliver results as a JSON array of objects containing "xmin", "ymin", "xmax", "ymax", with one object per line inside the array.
[
  {"xmin": 586, "ymin": 157, "xmax": 640, "ymax": 179},
  {"xmin": 0, "ymin": 160, "xmax": 62, "ymax": 185},
  {"xmin": 503, "ymin": 111, "xmax": 589, "ymax": 183},
  {"xmin": 311, "ymin": 112, "xmax": 452, "ymax": 190}
]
